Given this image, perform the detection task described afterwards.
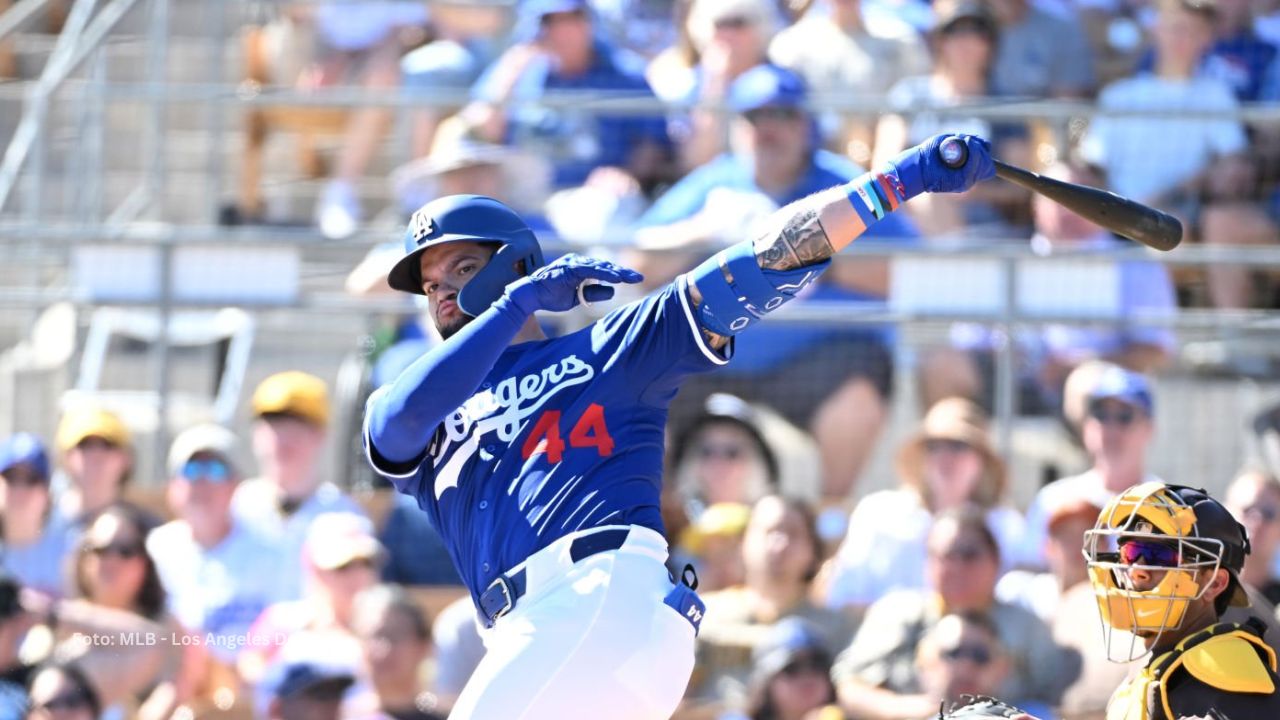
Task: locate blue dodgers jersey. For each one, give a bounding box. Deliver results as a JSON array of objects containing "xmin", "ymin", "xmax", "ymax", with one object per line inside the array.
[{"xmin": 365, "ymin": 276, "xmax": 726, "ymax": 605}]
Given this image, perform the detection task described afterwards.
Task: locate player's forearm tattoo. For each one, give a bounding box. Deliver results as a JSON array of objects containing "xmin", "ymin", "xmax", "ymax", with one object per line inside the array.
[{"xmin": 752, "ymin": 201, "xmax": 834, "ymax": 271}]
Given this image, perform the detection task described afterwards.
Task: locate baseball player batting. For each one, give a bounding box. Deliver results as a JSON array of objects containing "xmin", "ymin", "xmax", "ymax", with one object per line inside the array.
[{"xmin": 363, "ymin": 132, "xmax": 995, "ymax": 719}]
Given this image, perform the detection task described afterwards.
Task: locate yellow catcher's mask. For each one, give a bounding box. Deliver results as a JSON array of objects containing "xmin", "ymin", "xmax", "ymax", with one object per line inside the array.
[{"xmin": 1083, "ymin": 481, "xmax": 1250, "ymax": 661}]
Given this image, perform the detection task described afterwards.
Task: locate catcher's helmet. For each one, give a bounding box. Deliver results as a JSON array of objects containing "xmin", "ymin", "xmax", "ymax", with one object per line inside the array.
[
  {"xmin": 387, "ymin": 194, "xmax": 544, "ymax": 317},
  {"xmin": 1083, "ymin": 481, "xmax": 1251, "ymax": 660}
]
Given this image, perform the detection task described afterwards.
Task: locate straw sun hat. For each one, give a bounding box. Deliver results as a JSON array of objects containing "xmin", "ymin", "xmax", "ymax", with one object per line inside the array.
[{"xmin": 896, "ymin": 397, "xmax": 1007, "ymax": 507}]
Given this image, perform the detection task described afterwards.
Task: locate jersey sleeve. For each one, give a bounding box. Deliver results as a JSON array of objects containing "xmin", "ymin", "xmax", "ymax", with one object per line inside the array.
[
  {"xmin": 362, "ymin": 385, "xmax": 435, "ymax": 498},
  {"xmin": 593, "ymin": 275, "xmax": 730, "ymax": 407}
]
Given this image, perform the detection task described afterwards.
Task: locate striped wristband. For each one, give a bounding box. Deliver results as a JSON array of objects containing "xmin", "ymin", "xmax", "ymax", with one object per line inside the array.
[{"xmin": 844, "ymin": 167, "xmax": 911, "ymax": 227}]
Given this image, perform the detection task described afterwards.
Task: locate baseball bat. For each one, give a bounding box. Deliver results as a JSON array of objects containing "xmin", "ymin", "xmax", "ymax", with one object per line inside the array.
[{"xmin": 937, "ymin": 137, "xmax": 1183, "ymax": 252}]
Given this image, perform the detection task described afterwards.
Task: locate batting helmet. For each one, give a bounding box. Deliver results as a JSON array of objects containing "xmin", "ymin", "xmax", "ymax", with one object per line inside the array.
[{"xmin": 387, "ymin": 194, "xmax": 544, "ymax": 317}]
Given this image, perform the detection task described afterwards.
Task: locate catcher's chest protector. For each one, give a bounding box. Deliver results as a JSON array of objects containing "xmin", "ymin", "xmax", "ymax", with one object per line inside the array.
[{"xmin": 1105, "ymin": 623, "xmax": 1277, "ymax": 720}]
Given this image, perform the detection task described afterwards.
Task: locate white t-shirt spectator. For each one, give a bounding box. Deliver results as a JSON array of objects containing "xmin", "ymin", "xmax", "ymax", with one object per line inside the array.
[
  {"xmin": 825, "ymin": 488, "xmax": 1026, "ymax": 609},
  {"xmin": 1080, "ymin": 74, "xmax": 1246, "ymax": 202},
  {"xmin": 231, "ymin": 479, "xmax": 365, "ymax": 601},
  {"xmin": 146, "ymin": 520, "xmax": 286, "ymax": 663}
]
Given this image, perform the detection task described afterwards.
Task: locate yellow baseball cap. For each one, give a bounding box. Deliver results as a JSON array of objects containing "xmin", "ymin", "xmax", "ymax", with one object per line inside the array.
[
  {"xmin": 56, "ymin": 406, "xmax": 131, "ymax": 451},
  {"xmin": 252, "ymin": 371, "xmax": 329, "ymax": 427},
  {"xmin": 679, "ymin": 502, "xmax": 752, "ymax": 555}
]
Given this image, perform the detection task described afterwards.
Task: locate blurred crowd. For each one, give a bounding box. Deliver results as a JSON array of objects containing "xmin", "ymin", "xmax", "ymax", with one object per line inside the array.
[
  {"xmin": 317, "ymin": 0, "xmax": 1280, "ymax": 517},
  {"xmin": 4, "ymin": 358, "xmax": 1280, "ymax": 720},
  {"xmin": 274, "ymin": 0, "xmax": 1280, "ymax": 314},
  {"xmin": 6, "ymin": 0, "xmax": 1280, "ymax": 718}
]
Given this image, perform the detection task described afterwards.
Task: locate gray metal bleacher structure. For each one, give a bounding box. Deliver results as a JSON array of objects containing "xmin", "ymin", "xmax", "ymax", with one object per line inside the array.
[{"xmin": 0, "ymin": 0, "xmax": 1278, "ymax": 503}]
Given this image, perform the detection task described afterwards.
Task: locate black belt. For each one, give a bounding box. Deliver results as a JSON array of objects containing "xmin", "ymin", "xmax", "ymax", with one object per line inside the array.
[{"xmin": 478, "ymin": 528, "xmax": 631, "ymax": 627}]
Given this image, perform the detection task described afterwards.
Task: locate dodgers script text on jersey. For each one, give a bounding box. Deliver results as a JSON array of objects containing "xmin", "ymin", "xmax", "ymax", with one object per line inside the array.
[{"xmin": 364, "ymin": 276, "xmax": 726, "ymax": 604}]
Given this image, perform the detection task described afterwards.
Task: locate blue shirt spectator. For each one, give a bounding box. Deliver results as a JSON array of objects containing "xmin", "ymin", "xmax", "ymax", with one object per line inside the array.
[
  {"xmin": 1205, "ymin": 30, "xmax": 1278, "ymax": 101},
  {"xmin": 467, "ymin": 0, "xmax": 670, "ymax": 189},
  {"xmin": 0, "ymin": 433, "xmax": 70, "ymax": 598}
]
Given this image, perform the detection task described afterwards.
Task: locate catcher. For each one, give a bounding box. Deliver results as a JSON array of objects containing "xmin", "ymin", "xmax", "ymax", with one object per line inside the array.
[{"xmin": 943, "ymin": 481, "xmax": 1280, "ymax": 720}]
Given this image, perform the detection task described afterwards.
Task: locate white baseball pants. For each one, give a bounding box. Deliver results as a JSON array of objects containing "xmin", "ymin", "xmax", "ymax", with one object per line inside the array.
[{"xmin": 448, "ymin": 526, "xmax": 696, "ymax": 720}]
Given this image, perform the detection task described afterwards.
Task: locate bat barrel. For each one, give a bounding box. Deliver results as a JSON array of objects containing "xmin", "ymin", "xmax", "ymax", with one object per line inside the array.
[{"xmin": 994, "ymin": 162, "xmax": 1182, "ymax": 251}]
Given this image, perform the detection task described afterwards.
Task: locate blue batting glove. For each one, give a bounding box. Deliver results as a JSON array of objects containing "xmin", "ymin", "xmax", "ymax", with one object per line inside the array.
[
  {"xmin": 505, "ymin": 254, "xmax": 644, "ymax": 315},
  {"xmin": 887, "ymin": 133, "xmax": 995, "ymax": 196}
]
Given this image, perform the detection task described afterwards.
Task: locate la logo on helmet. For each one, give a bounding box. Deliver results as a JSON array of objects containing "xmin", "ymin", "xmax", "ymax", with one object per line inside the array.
[{"xmin": 411, "ymin": 212, "xmax": 437, "ymax": 245}]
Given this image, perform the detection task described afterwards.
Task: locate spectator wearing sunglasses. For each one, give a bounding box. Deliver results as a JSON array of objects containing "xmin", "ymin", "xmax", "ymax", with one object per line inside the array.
[
  {"xmin": 1218, "ymin": 471, "xmax": 1280, "ymax": 673},
  {"xmin": 52, "ymin": 407, "xmax": 132, "ymax": 530},
  {"xmin": 25, "ymin": 661, "xmax": 100, "ymax": 720},
  {"xmin": 0, "ymin": 433, "xmax": 69, "ymax": 598},
  {"xmin": 825, "ymin": 398, "xmax": 1024, "ymax": 612},
  {"xmin": 915, "ymin": 612, "xmax": 1052, "ymax": 720},
  {"xmin": 1225, "ymin": 469, "xmax": 1280, "ymax": 606},
  {"xmin": 73, "ymin": 504, "xmax": 164, "ymax": 625},
  {"xmin": 668, "ymin": 394, "xmax": 780, "ymax": 523},
  {"xmin": 870, "ymin": 0, "xmax": 1032, "ymax": 240},
  {"xmin": 1016, "ymin": 365, "xmax": 1160, "ymax": 571},
  {"xmin": 739, "ymin": 617, "xmax": 844, "ymax": 720},
  {"xmin": 70, "ymin": 503, "xmax": 187, "ymax": 719},
  {"xmin": 833, "ymin": 506, "xmax": 1078, "ymax": 720},
  {"xmin": 146, "ymin": 425, "xmax": 286, "ymax": 706}
]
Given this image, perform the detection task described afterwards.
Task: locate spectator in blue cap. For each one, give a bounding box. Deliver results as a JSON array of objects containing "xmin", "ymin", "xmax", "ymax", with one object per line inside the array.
[
  {"xmin": 631, "ymin": 63, "xmax": 919, "ymax": 502},
  {"xmin": 460, "ymin": 0, "xmax": 671, "ymax": 193},
  {"xmin": 0, "ymin": 433, "xmax": 69, "ymax": 598},
  {"xmin": 264, "ymin": 656, "xmax": 356, "ymax": 720},
  {"xmin": 1014, "ymin": 363, "xmax": 1162, "ymax": 569},
  {"xmin": 742, "ymin": 617, "xmax": 842, "ymax": 720}
]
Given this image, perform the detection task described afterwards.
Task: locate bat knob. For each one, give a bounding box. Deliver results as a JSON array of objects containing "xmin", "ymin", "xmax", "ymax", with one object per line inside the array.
[{"xmin": 938, "ymin": 136, "xmax": 969, "ymax": 169}]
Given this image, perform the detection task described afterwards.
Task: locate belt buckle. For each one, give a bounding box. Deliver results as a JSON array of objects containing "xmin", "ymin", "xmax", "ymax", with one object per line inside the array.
[{"xmin": 486, "ymin": 575, "xmax": 515, "ymax": 623}]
